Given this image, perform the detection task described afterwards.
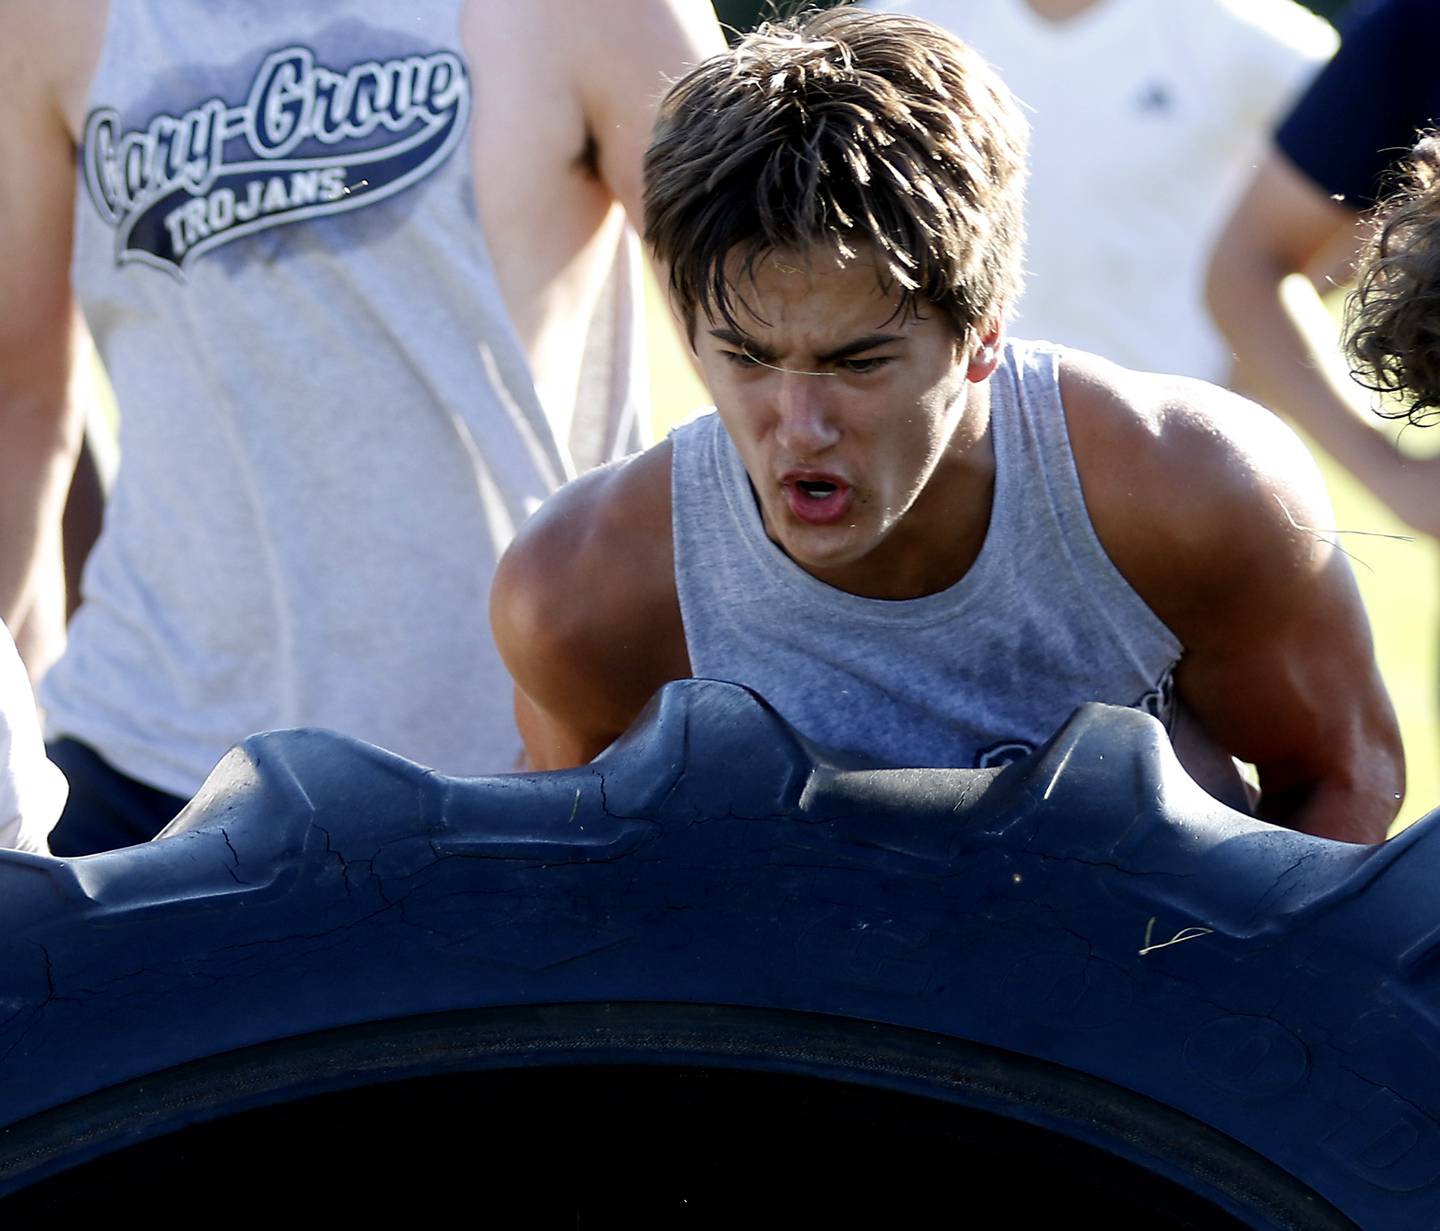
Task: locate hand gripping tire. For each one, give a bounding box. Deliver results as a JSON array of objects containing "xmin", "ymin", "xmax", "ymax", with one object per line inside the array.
[{"xmin": 0, "ymin": 679, "xmax": 1436, "ymax": 1225}]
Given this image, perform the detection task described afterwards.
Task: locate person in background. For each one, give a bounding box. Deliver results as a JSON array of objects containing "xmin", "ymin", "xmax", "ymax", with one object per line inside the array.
[
  {"xmin": 0, "ymin": 0, "xmax": 724, "ymax": 855},
  {"xmin": 1344, "ymin": 129, "xmax": 1440, "ymax": 524},
  {"xmin": 867, "ymin": 0, "xmax": 1336, "ymax": 385},
  {"xmin": 1207, "ymin": 0, "xmax": 1437, "ymax": 536}
]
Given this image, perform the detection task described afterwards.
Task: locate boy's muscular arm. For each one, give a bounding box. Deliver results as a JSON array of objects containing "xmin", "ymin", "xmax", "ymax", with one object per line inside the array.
[
  {"xmin": 491, "ymin": 442, "xmax": 691, "ymax": 770},
  {"xmin": 1065, "ymin": 353, "xmax": 1403, "ymax": 843}
]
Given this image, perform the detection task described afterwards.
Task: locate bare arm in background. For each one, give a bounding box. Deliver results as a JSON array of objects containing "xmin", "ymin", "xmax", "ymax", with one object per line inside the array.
[
  {"xmin": 0, "ymin": 4, "xmax": 108, "ymax": 681},
  {"xmin": 1206, "ymin": 149, "xmax": 1435, "ymax": 534},
  {"xmin": 463, "ymin": 0, "xmax": 724, "ymax": 418}
]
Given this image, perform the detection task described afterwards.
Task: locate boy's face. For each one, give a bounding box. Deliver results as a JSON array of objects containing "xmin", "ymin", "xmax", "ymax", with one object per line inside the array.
[{"xmin": 694, "ymin": 244, "xmax": 1000, "ymax": 598}]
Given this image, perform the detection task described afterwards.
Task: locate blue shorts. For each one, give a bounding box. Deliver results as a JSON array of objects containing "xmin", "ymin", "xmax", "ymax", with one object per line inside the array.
[{"xmin": 44, "ymin": 739, "xmax": 188, "ymax": 857}]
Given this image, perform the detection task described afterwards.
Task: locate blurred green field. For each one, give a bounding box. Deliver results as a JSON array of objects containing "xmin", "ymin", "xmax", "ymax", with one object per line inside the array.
[
  {"xmin": 1314, "ymin": 426, "xmax": 1440, "ymax": 830},
  {"xmin": 644, "ymin": 280, "xmax": 1440, "ymax": 832}
]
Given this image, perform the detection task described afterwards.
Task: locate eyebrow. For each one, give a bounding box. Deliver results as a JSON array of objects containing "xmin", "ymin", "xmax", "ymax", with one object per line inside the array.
[{"xmin": 707, "ymin": 329, "xmax": 908, "ymax": 364}]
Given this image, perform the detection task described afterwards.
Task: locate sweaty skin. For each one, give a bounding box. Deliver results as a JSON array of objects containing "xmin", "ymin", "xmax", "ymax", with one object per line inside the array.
[
  {"xmin": 701, "ymin": 252, "xmax": 1001, "ymax": 600},
  {"xmin": 493, "ymin": 247, "xmax": 1404, "ymax": 843}
]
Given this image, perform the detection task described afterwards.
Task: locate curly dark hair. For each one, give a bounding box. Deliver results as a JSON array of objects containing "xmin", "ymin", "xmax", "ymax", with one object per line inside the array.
[
  {"xmin": 643, "ymin": 6, "xmax": 1028, "ymax": 340},
  {"xmin": 1345, "ymin": 132, "xmax": 1440, "ymax": 426}
]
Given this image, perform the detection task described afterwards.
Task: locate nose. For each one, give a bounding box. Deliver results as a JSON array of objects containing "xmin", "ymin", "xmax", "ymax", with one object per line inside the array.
[{"xmin": 772, "ymin": 369, "xmax": 841, "ymax": 459}]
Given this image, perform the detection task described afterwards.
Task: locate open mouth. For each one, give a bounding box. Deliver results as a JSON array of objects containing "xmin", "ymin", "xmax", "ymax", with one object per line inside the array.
[
  {"xmin": 795, "ymin": 480, "xmax": 839, "ymax": 500},
  {"xmin": 783, "ymin": 476, "xmax": 853, "ymax": 525}
]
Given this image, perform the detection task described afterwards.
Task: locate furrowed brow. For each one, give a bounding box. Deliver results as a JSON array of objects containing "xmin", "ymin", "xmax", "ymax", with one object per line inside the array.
[
  {"xmin": 708, "ymin": 328, "xmax": 775, "ymax": 361},
  {"xmin": 817, "ymin": 333, "xmax": 908, "ymax": 364}
]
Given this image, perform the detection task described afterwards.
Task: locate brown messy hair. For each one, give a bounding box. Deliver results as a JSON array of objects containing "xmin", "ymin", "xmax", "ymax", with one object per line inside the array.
[
  {"xmin": 642, "ymin": 6, "xmax": 1028, "ymax": 341},
  {"xmin": 1346, "ymin": 132, "xmax": 1440, "ymax": 426}
]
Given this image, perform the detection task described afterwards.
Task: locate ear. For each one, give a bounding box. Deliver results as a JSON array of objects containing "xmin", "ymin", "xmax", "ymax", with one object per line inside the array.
[{"xmin": 964, "ymin": 319, "xmax": 1005, "ymax": 384}]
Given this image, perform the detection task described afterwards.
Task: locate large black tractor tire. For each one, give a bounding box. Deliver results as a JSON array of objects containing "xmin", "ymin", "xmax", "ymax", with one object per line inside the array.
[{"xmin": 0, "ymin": 680, "xmax": 1435, "ymax": 1226}]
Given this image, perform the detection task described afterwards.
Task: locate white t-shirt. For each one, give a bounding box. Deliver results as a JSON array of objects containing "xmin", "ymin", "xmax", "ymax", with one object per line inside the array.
[
  {"xmin": 870, "ymin": 0, "xmax": 1336, "ymax": 382},
  {"xmin": 0, "ymin": 629, "xmax": 66, "ymax": 853}
]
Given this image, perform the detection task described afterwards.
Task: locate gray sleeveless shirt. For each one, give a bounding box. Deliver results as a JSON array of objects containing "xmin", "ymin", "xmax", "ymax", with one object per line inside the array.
[
  {"xmin": 45, "ymin": 0, "xmax": 644, "ymax": 793},
  {"xmin": 671, "ymin": 339, "xmax": 1186, "ymax": 771}
]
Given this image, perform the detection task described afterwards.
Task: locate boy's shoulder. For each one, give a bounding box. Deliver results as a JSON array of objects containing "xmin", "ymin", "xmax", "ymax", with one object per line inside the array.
[
  {"xmin": 1056, "ymin": 347, "xmax": 1335, "ymax": 626},
  {"xmin": 491, "ymin": 439, "xmax": 689, "ymax": 766}
]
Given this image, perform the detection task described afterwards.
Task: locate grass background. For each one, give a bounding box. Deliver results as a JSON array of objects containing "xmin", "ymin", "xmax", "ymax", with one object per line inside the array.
[{"xmin": 643, "ymin": 278, "xmax": 1440, "ymax": 832}]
